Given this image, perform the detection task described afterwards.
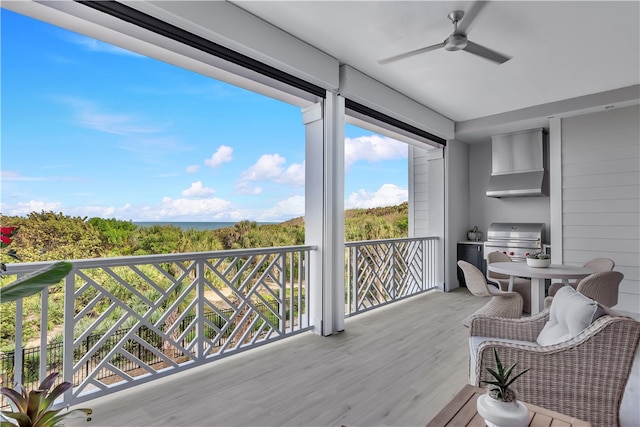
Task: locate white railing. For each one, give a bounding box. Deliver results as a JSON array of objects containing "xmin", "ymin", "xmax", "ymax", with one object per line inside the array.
[
  {"xmin": 2, "ymin": 246, "xmax": 313, "ymax": 407},
  {"xmin": 2, "ymin": 237, "xmax": 439, "ymax": 408},
  {"xmin": 345, "ymin": 236, "xmax": 439, "ymax": 316}
]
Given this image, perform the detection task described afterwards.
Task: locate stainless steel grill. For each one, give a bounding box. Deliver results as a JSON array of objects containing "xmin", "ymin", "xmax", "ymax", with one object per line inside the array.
[{"xmin": 484, "ymin": 223, "xmax": 546, "ymax": 262}]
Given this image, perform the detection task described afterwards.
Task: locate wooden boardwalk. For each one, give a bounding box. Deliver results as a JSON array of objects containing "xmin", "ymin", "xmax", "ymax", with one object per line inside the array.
[{"xmin": 66, "ymin": 288, "xmax": 484, "ymax": 427}]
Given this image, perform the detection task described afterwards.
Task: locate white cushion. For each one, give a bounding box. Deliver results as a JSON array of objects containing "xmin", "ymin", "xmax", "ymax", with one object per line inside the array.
[
  {"xmin": 536, "ymin": 286, "xmax": 605, "ymax": 346},
  {"xmin": 469, "ymin": 336, "xmax": 538, "ymax": 384},
  {"xmin": 620, "ymin": 346, "xmax": 640, "ymax": 427}
]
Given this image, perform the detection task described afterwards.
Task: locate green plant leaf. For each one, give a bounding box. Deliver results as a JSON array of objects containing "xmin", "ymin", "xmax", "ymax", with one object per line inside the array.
[
  {"xmin": 37, "ymin": 373, "xmax": 59, "ymax": 393},
  {"xmin": 485, "ymin": 367, "xmax": 504, "ymax": 382},
  {"xmin": 0, "ymin": 262, "xmax": 72, "ymax": 304},
  {"xmin": 1, "ymin": 410, "xmax": 31, "ymax": 427},
  {"xmin": 35, "ymin": 408, "xmax": 92, "ymax": 427},
  {"xmin": 493, "ymin": 348, "xmax": 504, "ymax": 376},
  {"xmin": 1, "ymin": 387, "xmax": 28, "ymax": 413},
  {"xmin": 502, "ymin": 363, "xmax": 516, "ymax": 381},
  {"xmin": 31, "ymin": 409, "xmax": 61, "ymax": 427},
  {"xmin": 26, "ymin": 390, "xmax": 46, "ymax": 423},
  {"xmin": 38, "ymin": 382, "xmax": 72, "ymax": 415},
  {"xmin": 505, "ymin": 368, "xmax": 530, "ymax": 388}
]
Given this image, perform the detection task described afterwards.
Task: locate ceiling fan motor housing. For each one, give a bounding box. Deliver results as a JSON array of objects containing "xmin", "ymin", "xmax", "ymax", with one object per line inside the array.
[{"xmin": 444, "ymin": 34, "xmax": 468, "ymax": 51}]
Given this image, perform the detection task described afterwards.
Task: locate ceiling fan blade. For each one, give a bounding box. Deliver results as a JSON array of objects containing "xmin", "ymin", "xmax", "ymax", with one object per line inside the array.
[
  {"xmin": 463, "ymin": 40, "xmax": 511, "ymax": 64},
  {"xmin": 378, "ymin": 42, "xmax": 444, "ymax": 65},
  {"xmin": 457, "ymin": 1, "xmax": 489, "ymax": 34}
]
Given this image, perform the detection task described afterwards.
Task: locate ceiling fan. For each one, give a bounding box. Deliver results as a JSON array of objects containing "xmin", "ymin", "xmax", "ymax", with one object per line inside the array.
[{"xmin": 379, "ymin": 8, "xmax": 511, "ymax": 65}]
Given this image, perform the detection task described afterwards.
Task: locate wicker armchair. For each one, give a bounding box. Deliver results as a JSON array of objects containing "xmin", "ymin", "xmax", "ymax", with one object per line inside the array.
[
  {"xmin": 486, "ymin": 251, "xmax": 532, "ymax": 313},
  {"xmin": 457, "ymin": 260, "xmax": 523, "ymax": 327},
  {"xmin": 544, "ymin": 270, "xmax": 623, "ymax": 309},
  {"xmin": 469, "ymin": 312, "xmax": 640, "ymax": 427},
  {"xmin": 546, "ymin": 257, "xmax": 615, "ymax": 298}
]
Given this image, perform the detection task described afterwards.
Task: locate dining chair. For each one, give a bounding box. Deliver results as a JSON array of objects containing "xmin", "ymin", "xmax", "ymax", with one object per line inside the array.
[
  {"xmin": 457, "ymin": 260, "xmax": 523, "ymax": 327},
  {"xmin": 576, "ymin": 270, "xmax": 624, "ymax": 307},
  {"xmin": 544, "ymin": 257, "xmax": 616, "ymax": 308},
  {"xmin": 486, "ymin": 251, "xmax": 532, "ymax": 314}
]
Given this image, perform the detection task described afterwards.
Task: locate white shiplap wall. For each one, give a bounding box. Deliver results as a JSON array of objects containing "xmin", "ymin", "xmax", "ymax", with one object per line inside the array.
[
  {"xmin": 409, "ymin": 145, "xmax": 446, "ymax": 290},
  {"xmin": 561, "ymin": 105, "xmax": 640, "ymax": 314},
  {"xmin": 409, "ymin": 146, "xmax": 430, "ymax": 238}
]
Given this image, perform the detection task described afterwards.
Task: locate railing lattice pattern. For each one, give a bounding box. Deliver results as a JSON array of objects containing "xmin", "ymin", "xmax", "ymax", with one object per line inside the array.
[{"xmin": 345, "ymin": 237, "xmax": 438, "ymax": 315}]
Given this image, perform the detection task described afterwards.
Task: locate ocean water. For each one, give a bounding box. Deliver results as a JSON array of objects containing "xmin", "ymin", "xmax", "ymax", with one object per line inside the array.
[
  {"xmin": 134, "ymin": 222, "xmax": 238, "ymax": 231},
  {"xmin": 134, "ymin": 222, "xmax": 276, "ymax": 231}
]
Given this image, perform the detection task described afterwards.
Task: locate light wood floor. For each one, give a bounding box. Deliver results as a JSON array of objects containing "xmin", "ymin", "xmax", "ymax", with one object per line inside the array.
[{"xmin": 66, "ymin": 288, "xmax": 485, "ymax": 427}]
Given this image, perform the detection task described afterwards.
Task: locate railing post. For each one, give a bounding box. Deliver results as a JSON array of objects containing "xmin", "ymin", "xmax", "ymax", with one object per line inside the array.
[
  {"xmin": 14, "ymin": 298, "xmax": 23, "ymax": 386},
  {"xmin": 62, "ymin": 266, "xmax": 76, "ymax": 405},
  {"xmin": 86, "ymin": 336, "xmax": 90, "ymax": 380},
  {"xmin": 392, "ymin": 242, "xmax": 397, "ymax": 301},
  {"xmin": 39, "ymin": 287, "xmax": 48, "ymax": 382},
  {"xmin": 352, "ymin": 246, "xmax": 358, "ymax": 314},
  {"xmin": 344, "ymin": 246, "xmax": 351, "ymax": 314},
  {"xmin": 279, "ymin": 253, "xmax": 286, "ymax": 334},
  {"xmin": 423, "ymin": 239, "xmax": 428, "ymax": 290},
  {"xmin": 196, "ymin": 257, "xmax": 205, "ymax": 362}
]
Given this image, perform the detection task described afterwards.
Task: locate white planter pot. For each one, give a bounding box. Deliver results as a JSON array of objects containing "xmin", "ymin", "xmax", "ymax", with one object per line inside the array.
[
  {"xmin": 468, "ymin": 231, "xmax": 482, "ymax": 241},
  {"xmin": 477, "ymin": 393, "xmax": 529, "ymax": 427},
  {"xmin": 526, "ymin": 258, "xmax": 551, "ymax": 268}
]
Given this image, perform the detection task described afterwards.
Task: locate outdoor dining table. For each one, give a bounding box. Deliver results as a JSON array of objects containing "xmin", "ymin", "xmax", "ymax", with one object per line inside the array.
[{"xmin": 486, "ymin": 262, "xmax": 595, "ymax": 314}]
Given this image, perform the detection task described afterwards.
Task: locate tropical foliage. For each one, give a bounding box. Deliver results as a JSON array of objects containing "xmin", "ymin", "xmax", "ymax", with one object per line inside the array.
[
  {"xmin": 1, "ymin": 225, "xmax": 72, "ymax": 304},
  {"xmin": 0, "ymin": 372, "xmax": 91, "ymax": 427},
  {"xmin": 0, "ymin": 204, "xmax": 407, "ymax": 350}
]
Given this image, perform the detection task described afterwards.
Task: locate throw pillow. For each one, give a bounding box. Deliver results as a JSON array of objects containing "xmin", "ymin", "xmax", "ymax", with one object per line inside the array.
[{"xmin": 536, "ymin": 285, "xmax": 605, "ymax": 346}]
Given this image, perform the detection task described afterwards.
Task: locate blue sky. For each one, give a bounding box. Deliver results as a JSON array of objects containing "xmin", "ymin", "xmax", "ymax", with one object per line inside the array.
[{"xmin": 1, "ymin": 9, "xmax": 408, "ymax": 222}]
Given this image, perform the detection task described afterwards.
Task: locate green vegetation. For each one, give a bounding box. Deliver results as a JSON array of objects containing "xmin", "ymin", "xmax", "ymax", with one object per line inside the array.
[
  {"xmin": 0, "ymin": 203, "xmax": 408, "ymax": 350},
  {"xmin": 0, "ymin": 372, "xmax": 92, "ymax": 426},
  {"xmin": 1, "ymin": 203, "xmax": 407, "ymax": 262}
]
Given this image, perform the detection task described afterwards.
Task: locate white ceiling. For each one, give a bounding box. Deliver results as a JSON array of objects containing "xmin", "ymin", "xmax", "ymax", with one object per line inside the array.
[
  {"xmin": 229, "ymin": 1, "xmax": 639, "ymax": 142},
  {"xmin": 11, "ymin": 0, "xmax": 637, "ymax": 143}
]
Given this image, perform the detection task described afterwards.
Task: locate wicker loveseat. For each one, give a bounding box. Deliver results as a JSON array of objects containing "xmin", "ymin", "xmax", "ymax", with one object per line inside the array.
[{"xmin": 469, "ymin": 308, "xmax": 640, "ymax": 427}]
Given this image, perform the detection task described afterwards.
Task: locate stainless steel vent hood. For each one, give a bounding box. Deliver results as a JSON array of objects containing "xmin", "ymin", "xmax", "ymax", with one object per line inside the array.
[{"xmin": 486, "ymin": 128, "xmax": 549, "ymax": 198}]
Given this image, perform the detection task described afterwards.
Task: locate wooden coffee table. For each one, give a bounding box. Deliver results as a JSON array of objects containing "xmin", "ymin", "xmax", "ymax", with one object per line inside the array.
[{"xmin": 427, "ymin": 385, "xmax": 591, "ymax": 426}]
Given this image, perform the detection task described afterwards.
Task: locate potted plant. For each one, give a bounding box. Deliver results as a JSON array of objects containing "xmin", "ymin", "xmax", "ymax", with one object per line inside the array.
[
  {"xmin": 526, "ymin": 252, "xmax": 551, "ymax": 268},
  {"xmin": 1, "ymin": 372, "xmax": 92, "ymax": 426},
  {"xmin": 467, "ymin": 226, "xmax": 482, "ymax": 242},
  {"xmin": 476, "ymin": 349, "xmax": 530, "ymax": 427}
]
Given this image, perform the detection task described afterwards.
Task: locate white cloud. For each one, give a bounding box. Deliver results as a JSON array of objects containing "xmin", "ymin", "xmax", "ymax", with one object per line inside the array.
[
  {"xmin": 345, "ymin": 135, "xmax": 407, "ymax": 170},
  {"xmin": 205, "ymin": 145, "xmax": 233, "ymax": 169},
  {"xmin": 240, "ymin": 154, "xmax": 286, "ymax": 181},
  {"xmin": 181, "ymin": 181, "xmax": 215, "ymax": 197},
  {"xmin": 236, "ymin": 183, "xmax": 263, "ymax": 195},
  {"xmin": 1, "ymin": 171, "xmax": 47, "ymax": 182},
  {"xmin": 2, "ymin": 200, "xmax": 63, "ymax": 216},
  {"xmin": 76, "ymin": 205, "xmax": 117, "ymax": 218},
  {"xmin": 345, "ymin": 184, "xmax": 408, "ymax": 209},
  {"xmin": 78, "ymin": 109, "xmax": 160, "ymax": 135},
  {"xmin": 237, "ymin": 154, "xmax": 304, "ymax": 192},
  {"xmin": 186, "ymin": 165, "xmax": 200, "ymax": 173},
  {"xmin": 60, "ymin": 97, "xmax": 167, "ymax": 135},
  {"xmin": 277, "ymin": 162, "xmax": 305, "ymax": 186},
  {"xmin": 255, "ymin": 195, "xmax": 305, "ymax": 222},
  {"xmin": 155, "ymin": 197, "xmax": 231, "ymax": 218},
  {"xmin": 68, "ymin": 35, "xmax": 143, "ymax": 57},
  {"xmin": 119, "ymin": 197, "xmax": 232, "ymax": 221}
]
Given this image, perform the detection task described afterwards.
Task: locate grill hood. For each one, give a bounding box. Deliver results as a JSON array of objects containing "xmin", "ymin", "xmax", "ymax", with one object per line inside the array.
[{"xmin": 486, "ymin": 128, "xmax": 549, "ymax": 198}]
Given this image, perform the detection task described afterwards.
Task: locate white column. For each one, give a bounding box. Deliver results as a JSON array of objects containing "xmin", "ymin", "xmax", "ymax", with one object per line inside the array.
[
  {"xmin": 303, "ymin": 93, "xmax": 345, "ymax": 336},
  {"xmin": 549, "ymin": 117, "xmax": 562, "ymax": 264}
]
